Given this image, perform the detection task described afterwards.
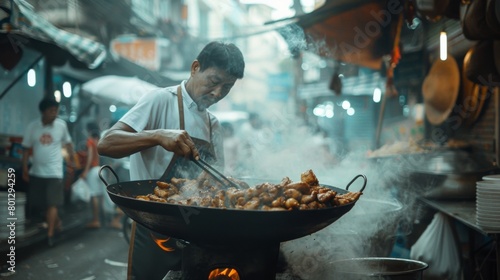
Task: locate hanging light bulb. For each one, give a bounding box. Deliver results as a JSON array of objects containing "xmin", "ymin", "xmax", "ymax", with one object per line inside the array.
[{"xmin": 439, "ymin": 30, "xmax": 447, "ymax": 61}]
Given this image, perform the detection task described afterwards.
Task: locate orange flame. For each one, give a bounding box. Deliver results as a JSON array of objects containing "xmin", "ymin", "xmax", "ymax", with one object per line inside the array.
[
  {"xmin": 208, "ymin": 268, "xmax": 240, "ymax": 280},
  {"xmin": 150, "ymin": 233, "xmax": 175, "ymax": 252}
]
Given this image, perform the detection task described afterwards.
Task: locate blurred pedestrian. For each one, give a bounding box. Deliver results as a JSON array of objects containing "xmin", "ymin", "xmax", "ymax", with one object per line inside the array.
[
  {"xmin": 80, "ymin": 121, "xmax": 104, "ymax": 229},
  {"xmin": 22, "ymin": 97, "xmax": 75, "ymax": 246},
  {"xmin": 99, "ymin": 150, "xmax": 127, "ymax": 230}
]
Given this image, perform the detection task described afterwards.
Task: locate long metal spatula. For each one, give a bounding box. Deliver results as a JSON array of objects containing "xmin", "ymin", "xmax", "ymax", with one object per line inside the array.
[{"xmin": 192, "ymin": 158, "xmax": 240, "ymax": 189}]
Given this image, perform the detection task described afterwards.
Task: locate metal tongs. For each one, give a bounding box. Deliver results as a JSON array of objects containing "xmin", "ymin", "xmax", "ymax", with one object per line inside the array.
[{"xmin": 192, "ymin": 158, "xmax": 240, "ymax": 189}]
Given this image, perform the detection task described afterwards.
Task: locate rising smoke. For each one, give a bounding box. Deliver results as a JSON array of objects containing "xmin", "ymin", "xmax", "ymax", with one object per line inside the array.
[
  {"xmin": 229, "ymin": 105, "xmax": 418, "ymax": 278},
  {"xmin": 232, "ymin": 3, "xmax": 421, "ymax": 275}
]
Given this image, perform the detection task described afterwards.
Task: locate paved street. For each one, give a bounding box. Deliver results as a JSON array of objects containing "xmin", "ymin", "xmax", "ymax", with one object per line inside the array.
[{"xmin": 0, "ymin": 227, "xmax": 129, "ymax": 280}]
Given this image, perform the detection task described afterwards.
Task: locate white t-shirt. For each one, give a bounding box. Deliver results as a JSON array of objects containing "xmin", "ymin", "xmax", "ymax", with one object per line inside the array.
[
  {"xmin": 21, "ymin": 118, "xmax": 72, "ymax": 178},
  {"xmin": 119, "ymin": 81, "xmax": 223, "ymax": 180}
]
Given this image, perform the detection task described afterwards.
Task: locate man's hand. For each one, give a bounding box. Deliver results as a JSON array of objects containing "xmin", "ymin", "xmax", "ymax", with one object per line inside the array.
[{"xmin": 155, "ymin": 130, "xmax": 200, "ymax": 160}]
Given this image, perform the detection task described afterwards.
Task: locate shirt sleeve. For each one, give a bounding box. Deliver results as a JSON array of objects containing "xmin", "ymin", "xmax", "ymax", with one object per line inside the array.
[
  {"xmin": 21, "ymin": 122, "xmax": 33, "ymax": 148},
  {"xmin": 119, "ymin": 88, "xmax": 164, "ymax": 132}
]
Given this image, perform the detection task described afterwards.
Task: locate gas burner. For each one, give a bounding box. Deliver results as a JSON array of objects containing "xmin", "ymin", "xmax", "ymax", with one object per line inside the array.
[
  {"xmin": 185, "ymin": 242, "xmax": 280, "ymax": 280},
  {"xmin": 161, "ymin": 241, "xmax": 299, "ymax": 280}
]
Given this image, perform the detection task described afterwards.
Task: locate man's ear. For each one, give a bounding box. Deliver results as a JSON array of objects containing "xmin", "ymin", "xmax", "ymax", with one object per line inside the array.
[{"xmin": 191, "ymin": 60, "xmax": 200, "ymax": 75}]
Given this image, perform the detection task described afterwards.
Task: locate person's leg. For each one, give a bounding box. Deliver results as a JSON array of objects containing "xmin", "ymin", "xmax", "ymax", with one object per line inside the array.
[
  {"xmin": 46, "ymin": 206, "xmax": 58, "ymax": 238},
  {"xmin": 110, "ymin": 207, "xmax": 124, "ymax": 229},
  {"xmin": 87, "ymin": 167, "xmax": 104, "ymax": 228},
  {"xmin": 45, "ymin": 178, "xmax": 64, "ymax": 246},
  {"xmin": 87, "ymin": 195, "xmax": 101, "ymax": 228},
  {"xmin": 28, "ymin": 176, "xmax": 45, "ymax": 225}
]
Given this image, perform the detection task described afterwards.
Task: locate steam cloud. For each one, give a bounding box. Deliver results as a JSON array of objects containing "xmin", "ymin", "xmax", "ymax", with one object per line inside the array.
[{"xmin": 228, "ymin": 106, "xmax": 419, "ymax": 278}]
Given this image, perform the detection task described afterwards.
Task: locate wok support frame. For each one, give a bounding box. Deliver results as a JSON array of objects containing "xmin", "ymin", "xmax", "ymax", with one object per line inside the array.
[{"xmin": 180, "ymin": 242, "xmax": 281, "ymax": 280}]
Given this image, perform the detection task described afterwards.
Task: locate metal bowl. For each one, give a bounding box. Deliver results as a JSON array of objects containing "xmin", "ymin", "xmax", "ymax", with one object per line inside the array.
[{"xmin": 327, "ymin": 257, "xmax": 428, "ymax": 280}]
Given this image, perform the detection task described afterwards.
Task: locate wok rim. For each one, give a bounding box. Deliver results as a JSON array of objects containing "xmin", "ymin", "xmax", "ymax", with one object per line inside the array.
[{"xmin": 106, "ymin": 179, "xmax": 358, "ymax": 213}]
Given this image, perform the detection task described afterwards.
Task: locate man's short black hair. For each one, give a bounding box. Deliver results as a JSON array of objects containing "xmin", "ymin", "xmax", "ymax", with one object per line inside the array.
[
  {"xmin": 197, "ymin": 41, "xmax": 245, "ymax": 79},
  {"xmin": 38, "ymin": 98, "xmax": 60, "ymax": 112}
]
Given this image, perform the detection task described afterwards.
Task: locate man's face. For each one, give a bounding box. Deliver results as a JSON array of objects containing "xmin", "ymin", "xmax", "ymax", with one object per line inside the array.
[
  {"xmin": 42, "ymin": 106, "xmax": 59, "ymax": 124},
  {"xmin": 188, "ymin": 61, "xmax": 237, "ymax": 111}
]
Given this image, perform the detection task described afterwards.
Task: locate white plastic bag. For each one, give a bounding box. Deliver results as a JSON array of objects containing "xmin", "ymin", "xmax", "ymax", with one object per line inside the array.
[
  {"xmin": 71, "ymin": 178, "xmax": 91, "ymax": 203},
  {"xmin": 410, "ymin": 212, "xmax": 462, "ymax": 280},
  {"xmin": 102, "ymin": 190, "xmax": 117, "ymax": 214}
]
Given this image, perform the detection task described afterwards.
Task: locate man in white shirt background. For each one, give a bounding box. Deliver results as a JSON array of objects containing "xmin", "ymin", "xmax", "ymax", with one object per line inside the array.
[{"xmin": 22, "ymin": 97, "xmax": 75, "ymax": 247}]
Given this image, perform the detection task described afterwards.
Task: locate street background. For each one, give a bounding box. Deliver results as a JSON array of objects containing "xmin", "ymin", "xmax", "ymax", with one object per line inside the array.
[{"xmin": 0, "ymin": 227, "xmax": 129, "ymax": 280}]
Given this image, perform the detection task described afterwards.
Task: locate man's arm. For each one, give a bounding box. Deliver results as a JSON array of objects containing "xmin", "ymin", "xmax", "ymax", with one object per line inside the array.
[
  {"xmin": 97, "ymin": 121, "xmax": 200, "ymax": 160},
  {"xmin": 64, "ymin": 142, "xmax": 77, "ymax": 168}
]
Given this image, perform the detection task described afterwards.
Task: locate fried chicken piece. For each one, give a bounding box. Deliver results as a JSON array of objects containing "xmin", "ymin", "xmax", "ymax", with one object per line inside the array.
[
  {"xmin": 154, "ymin": 186, "xmax": 169, "ymax": 198},
  {"xmin": 265, "ymin": 185, "xmax": 280, "ymax": 199},
  {"xmin": 301, "ymin": 169, "xmax": 319, "ymax": 186},
  {"xmin": 211, "ymin": 190, "xmax": 226, "ymax": 208},
  {"xmin": 307, "ymin": 201, "xmax": 323, "ymax": 209},
  {"xmin": 285, "ymin": 198, "xmax": 300, "ymax": 209},
  {"xmin": 147, "ymin": 194, "xmax": 167, "ymax": 203},
  {"xmin": 170, "ymin": 177, "xmax": 190, "ymax": 187},
  {"xmin": 258, "ymin": 192, "xmax": 274, "ymax": 204},
  {"xmin": 236, "ymin": 196, "xmax": 247, "ymax": 206},
  {"xmin": 271, "ymin": 196, "xmax": 286, "ymax": 208},
  {"xmin": 153, "ymin": 185, "xmax": 178, "ymax": 198},
  {"xmin": 243, "ymin": 197, "xmax": 261, "ymax": 210},
  {"xmin": 333, "ymin": 191, "xmax": 363, "ymax": 206},
  {"xmin": 299, "ymin": 204, "xmax": 310, "ymax": 210},
  {"xmin": 284, "ymin": 182, "xmax": 311, "ymax": 195},
  {"xmin": 300, "ymin": 191, "xmax": 317, "ymax": 204},
  {"xmin": 344, "ymin": 191, "xmax": 362, "ymax": 201},
  {"xmin": 136, "ymin": 195, "xmax": 151, "ymax": 201},
  {"xmin": 279, "ymin": 177, "xmax": 293, "ymax": 187},
  {"xmin": 317, "ymin": 190, "xmax": 336, "ymax": 203},
  {"xmin": 333, "ymin": 197, "xmax": 351, "ymax": 206},
  {"xmin": 199, "ymin": 196, "xmax": 212, "ymax": 207},
  {"xmin": 156, "ymin": 181, "xmax": 172, "ymax": 189},
  {"xmin": 261, "ymin": 205, "xmax": 287, "ymax": 211},
  {"xmin": 315, "ymin": 187, "xmax": 331, "ymax": 194},
  {"xmin": 243, "ymin": 183, "xmax": 268, "ymax": 199},
  {"xmin": 245, "ymin": 183, "xmax": 268, "ymax": 199},
  {"xmin": 283, "ymin": 188, "xmax": 302, "ymax": 200}
]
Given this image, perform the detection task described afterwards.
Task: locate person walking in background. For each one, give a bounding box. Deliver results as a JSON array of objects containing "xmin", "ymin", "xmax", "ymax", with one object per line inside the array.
[
  {"xmin": 22, "ymin": 97, "xmax": 75, "ymax": 247},
  {"xmin": 80, "ymin": 122, "xmax": 104, "ymax": 229}
]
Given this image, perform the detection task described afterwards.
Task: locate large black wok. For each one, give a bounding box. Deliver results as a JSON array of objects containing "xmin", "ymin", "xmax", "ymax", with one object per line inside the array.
[{"xmin": 99, "ymin": 166, "xmax": 367, "ymax": 245}]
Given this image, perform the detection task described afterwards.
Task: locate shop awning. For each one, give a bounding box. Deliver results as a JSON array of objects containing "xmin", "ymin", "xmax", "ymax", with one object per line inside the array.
[
  {"xmin": 6, "ymin": 0, "xmax": 106, "ymax": 69},
  {"xmin": 272, "ymin": 0, "xmax": 399, "ymax": 70},
  {"xmin": 81, "ymin": 75, "xmax": 159, "ymax": 107}
]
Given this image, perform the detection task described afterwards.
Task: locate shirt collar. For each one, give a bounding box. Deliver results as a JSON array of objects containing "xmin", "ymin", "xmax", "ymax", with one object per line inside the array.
[
  {"xmin": 40, "ymin": 118, "xmax": 55, "ymax": 127},
  {"xmin": 180, "ymin": 80, "xmax": 198, "ymax": 110}
]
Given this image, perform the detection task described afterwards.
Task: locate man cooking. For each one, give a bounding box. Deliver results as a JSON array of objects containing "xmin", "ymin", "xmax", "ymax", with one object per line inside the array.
[{"xmin": 97, "ymin": 41, "xmax": 245, "ymax": 280}]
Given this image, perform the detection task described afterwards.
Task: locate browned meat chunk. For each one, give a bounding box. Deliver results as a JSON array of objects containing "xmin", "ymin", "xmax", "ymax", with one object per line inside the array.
[
  {"xmin": 284, "ymin": 182, "xmax": 311, "ymax": 194},
  {"xmin": 301, "ymin": 169, "xmax": 319, "ymax": 186}
]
